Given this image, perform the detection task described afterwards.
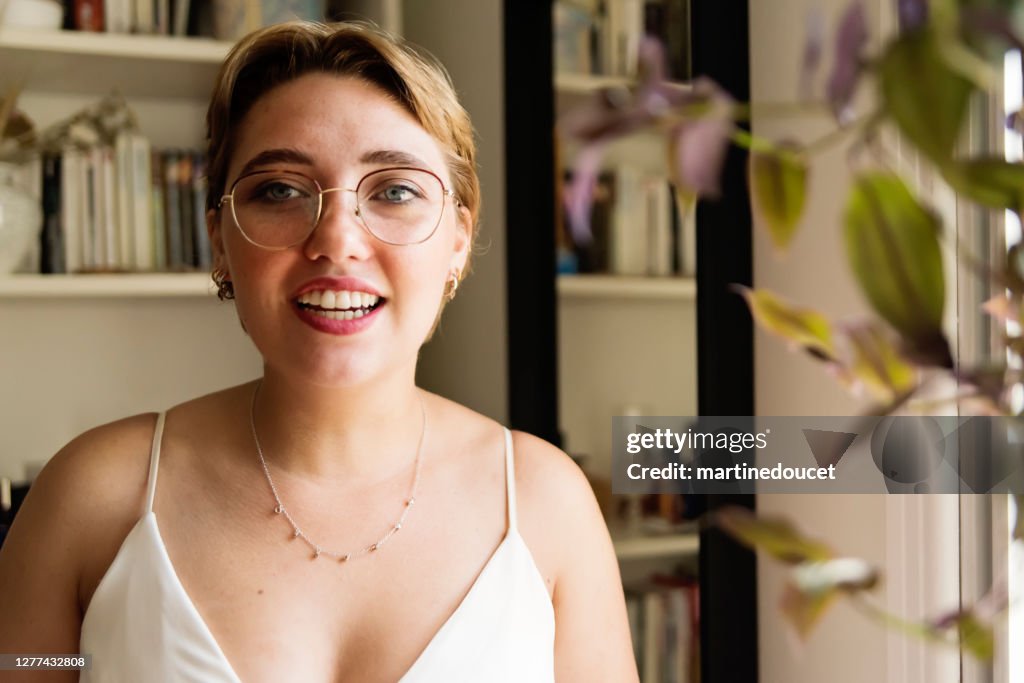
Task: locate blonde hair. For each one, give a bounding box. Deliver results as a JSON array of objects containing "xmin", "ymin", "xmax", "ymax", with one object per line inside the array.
[{"xmin": 205, "ymin": 21, "xmax": 480, "ymax": 259}]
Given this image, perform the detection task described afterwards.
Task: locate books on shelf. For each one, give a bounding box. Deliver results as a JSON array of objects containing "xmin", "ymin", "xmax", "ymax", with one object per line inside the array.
[
  {"xmin": 560, "ymin": 165, "xmax": 696, "ymax": 278},
  {"xmin": 626, "ymin": 575, "xmax": 699, "ymax": 683},
  {"xmin": 64, "ymin": 0, "xmax": 211, "ymax": 35},
  {"xmin": 553, "ymin": 0, "xmax": 690, "ymax": 80},
  {"xmin": 37, "ymin": 137, "xmax": 211, "ymax": 275}
]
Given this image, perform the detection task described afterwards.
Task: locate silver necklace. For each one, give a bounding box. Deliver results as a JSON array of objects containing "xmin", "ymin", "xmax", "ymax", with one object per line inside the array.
[{"xmin": 249, "ymin": 383, "xmax": 426, "ymax": 562}]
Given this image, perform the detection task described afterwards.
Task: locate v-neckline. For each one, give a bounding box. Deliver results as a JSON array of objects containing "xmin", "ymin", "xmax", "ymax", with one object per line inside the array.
[{"xmin": 145, "ymin": 511, "xmax": 520, "ymax": 682}]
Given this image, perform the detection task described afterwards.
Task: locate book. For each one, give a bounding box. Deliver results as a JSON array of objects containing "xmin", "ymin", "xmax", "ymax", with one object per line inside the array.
[
  {"xmin": 60, "ymin": 149, "xmax": 83, "ymax": 273},
  {"xmin": 73, "ymin": 0, "xmax": 104, "ymax": 31},
  {"xmin": 40, "ymin": 154, "xmax": 64, "ymax": 274},
  {"xmin": 192, "ymin": 152, "xmax": 211, "ymax": 269},
  {"xmin": 163, "ymin": 149, "xmax": 183, "ymax": 270},
  {"xmin": 150, "ymin": 149, "xmax": 167, "ymax": 270},
  {"xmin": 177, "ymin": 152, "xmax": 195, "ymax": 267},
  {"xmin": 609, "ymin": 164, "xmax": 646, "ymax": 275},
  {"xmin": 131, "ymin": 135, "xmax": 153, "ymax": 270},
  {"xmin": 115, "ymin": 132, "xmax": 135, "ymax": 270}
]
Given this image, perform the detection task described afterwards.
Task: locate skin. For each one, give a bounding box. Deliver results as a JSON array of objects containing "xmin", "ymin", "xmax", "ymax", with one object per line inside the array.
[{"xmin": 0, "ymin": 74, "xmax": 638, "ymax": 682}]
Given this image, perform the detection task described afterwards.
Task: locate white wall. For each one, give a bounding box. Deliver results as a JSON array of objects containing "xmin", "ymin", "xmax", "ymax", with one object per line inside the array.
[
  {"xmin": 403, "ymin": 0, "xmax": 509, "ymax": 424},
  {"xmin": 0, "ymin": 297, "xmax": 261, "ymax": 479}
]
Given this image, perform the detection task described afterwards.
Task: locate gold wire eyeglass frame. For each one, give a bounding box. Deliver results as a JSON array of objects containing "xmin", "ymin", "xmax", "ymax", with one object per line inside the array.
[{"xmin": 217, "ymin": 166, "xmax": 460, "ymax": 250}]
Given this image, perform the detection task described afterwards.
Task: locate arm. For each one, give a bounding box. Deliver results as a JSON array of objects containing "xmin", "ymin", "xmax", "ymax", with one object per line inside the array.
[
  {"xmin": 0, "ymin": 444, "xmax": 90, "ymax": 682},
  {"xmin": 0, "ymin": 417, "xmax": 150, "ymax": 682},
  {"xmin": 512, "ymin": 432, "xmax": 640, "ymax": 683}
]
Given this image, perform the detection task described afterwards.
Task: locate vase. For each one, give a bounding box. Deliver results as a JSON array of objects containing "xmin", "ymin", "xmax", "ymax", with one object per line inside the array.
[{"xmin": 0, "ymin": 162, "xmax": 42, "ymax": 274}]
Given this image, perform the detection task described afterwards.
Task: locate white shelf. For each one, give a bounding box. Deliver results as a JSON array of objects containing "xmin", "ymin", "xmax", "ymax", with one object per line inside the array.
[
  {"xmin": 612, "ymin": 530, "xmax": 699, "ymax": 561},
  {"xmin": 557, "ymin": 274, "xmax": 696, "ymax": 301},
  {"xmin": 0, "ymin": 28, "xmax": 232, "ymax": 98},
  {"xmin": 0, "ymin": 273, "xmax": 216, "ymax": 297}
]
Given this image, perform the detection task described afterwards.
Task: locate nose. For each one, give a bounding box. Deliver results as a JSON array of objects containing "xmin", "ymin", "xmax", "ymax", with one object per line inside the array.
[{"xmin": 301, "ymin": 188, "xmax": 375, "ymax": 263}]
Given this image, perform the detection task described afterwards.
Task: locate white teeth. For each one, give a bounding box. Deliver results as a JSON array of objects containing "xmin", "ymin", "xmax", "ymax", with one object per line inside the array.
[{"xmin": 298, "ymin": 289, "xmax": 381, "ymax": 312}]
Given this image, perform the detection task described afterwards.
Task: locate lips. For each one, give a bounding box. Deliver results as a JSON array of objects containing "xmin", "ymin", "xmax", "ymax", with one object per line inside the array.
[{"xmin": 291, "ymin": 276, "xmax": 386, "ymax": 335}]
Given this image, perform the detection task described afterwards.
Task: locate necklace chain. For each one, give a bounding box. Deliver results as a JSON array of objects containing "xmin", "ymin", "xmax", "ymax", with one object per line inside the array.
[{"xmin": 249, "ymin": 382, "xmax": 426, "ymax": 562}]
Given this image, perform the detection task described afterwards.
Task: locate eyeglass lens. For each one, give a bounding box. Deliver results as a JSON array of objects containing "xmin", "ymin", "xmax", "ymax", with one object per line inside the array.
[{"xmin": 228, "ymin": 168, "xmax": 447, "ymax": 248}]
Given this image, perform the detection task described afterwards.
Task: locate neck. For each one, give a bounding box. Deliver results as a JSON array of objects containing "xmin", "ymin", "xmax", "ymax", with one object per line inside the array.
[{"xmin": 247, "ymin": 367, "xmax": 426, "ymax": 483}]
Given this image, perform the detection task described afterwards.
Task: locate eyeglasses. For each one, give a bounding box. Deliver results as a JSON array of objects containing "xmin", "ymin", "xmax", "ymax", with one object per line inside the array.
[{"xmin": 218, "ymin": 167, "xmax": 459, "ymax": 249}]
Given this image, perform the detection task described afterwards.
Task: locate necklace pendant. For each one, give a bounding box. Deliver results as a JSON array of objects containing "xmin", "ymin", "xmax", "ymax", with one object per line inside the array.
[
  {"xmin": 313, "ymin": 547, "xmax": 321, "ymax": 559},
  {"xmin": 293, "ymin": 529, "xmax": 301, "ymax": 539},
  {"xmin": 274, "ymin": 504, "xmax": 283, "ymax": 514},
  {"xmin": 340, "ymin": 554, "xmax": 351, "ymax": 563}
]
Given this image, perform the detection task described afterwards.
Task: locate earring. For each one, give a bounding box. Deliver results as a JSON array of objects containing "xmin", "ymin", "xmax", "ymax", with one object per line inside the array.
[
  {"xmin": 444, "ymin": 270, "xmax": 461, "ymax": 302},
  {"xmin": 212, "ymin": 268, "xmax": 235, "ymax": 301}
]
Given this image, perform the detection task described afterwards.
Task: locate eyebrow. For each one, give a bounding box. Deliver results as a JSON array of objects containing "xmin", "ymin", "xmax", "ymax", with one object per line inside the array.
[
  {"xmin": 237, "ymin": 148, "xmax": 434, "ymax": 179},
  {"xmin": 238, "ymin": 148, "xmax": 315, "ymax": 177},
  {"xmin": 358, "ymin": 149, "xmax": 432, "ymax": 169}
]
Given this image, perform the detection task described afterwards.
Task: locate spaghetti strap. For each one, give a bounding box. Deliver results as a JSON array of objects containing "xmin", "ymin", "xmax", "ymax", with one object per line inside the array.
[
  {"xmin": 144, "ymin": 412, "xmax": 166, "ymax": 514},
  {"xmin": 503, "ymin": 427, "xmax": 517, "ymax": 532}
]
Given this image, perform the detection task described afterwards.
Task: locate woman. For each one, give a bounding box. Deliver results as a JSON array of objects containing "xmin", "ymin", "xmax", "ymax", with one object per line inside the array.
[{"xmin": 0, "ymin": 21, "xmax": 637, "ymax": 682}]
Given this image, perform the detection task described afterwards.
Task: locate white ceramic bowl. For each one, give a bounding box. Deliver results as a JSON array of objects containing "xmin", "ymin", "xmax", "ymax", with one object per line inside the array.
[{"xmin": 0, "ymin": 0, "xmax": 63, "ymax": 29}]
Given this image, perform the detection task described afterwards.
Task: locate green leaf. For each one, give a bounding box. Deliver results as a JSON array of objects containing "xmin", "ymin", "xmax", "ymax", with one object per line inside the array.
[
  {"xmin": 844, "ymin": 173, "xmax": 946, "ymax": 346},
  {"xmin": 749, "ymin": 147, "xmax": 808, "ymax": 251},
  {"xmin": 843, "ymin": 322, "xmax": 917, "ymax": 403},
  {"xmin": 931, "ymin": 612, "xmax": 996, "ymax": 661},
  {"xmin": 943, "ymin": 158, "xmax": 1024, "ymax": 212},
  {"xmin": 781, "ymin": 557, "xmax": 880, "ymax": 639},
  {"xmin": 736, "ymin": 287, "xmax": 836, "ymax": 361},
  {"xmin": 715, "ymin": 506, "xmax": 834, "ymax": 564},
  {"xmin": 877, "ymin": 30, "xmax": 973, "ymax": 165}
]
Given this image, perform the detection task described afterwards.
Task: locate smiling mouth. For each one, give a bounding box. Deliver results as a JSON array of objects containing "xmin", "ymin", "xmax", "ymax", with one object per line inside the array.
[{"xmin": 295, "ymin": 289, "xmax": 385, "ymax": 320}]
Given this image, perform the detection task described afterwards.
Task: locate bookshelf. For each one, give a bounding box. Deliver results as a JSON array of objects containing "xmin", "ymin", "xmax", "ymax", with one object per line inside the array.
[
  {"xmin": 0, "ymin": 273, "xmax": 214, "ymax": 297},
  {"xmin": 0, "ymin": 28, "xmax": 230, "ymax": 98},
  {"xmin": 612, "ymin": 529, "xmax": 699, "ymax": 561},
  {"xmin": 557, "ymin": 274, "xmax": 696, "ymax": 301},
  {"xmin": 553, "ymin": 5, "xmax": 699, "ymax": 679}
]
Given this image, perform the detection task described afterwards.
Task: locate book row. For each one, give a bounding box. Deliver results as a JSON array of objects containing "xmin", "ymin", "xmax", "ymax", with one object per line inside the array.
[
  {"xmin": 558, "ymin": 166, "xmax": 696, "ymax": 278},
  {"xmin": 35, "ymin": 136, "xmax": 212, "ymax": 275},
  {"xmin": 626, "ymin": 576, "xmax": 699, "ymax": 683},
  {"xmin": 554, "ymin": 0, "xmax": 690, "ymax": 80}
]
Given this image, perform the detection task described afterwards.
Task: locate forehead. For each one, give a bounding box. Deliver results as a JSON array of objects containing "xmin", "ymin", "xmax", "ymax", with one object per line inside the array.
[{"xmin": 228, "ymin": 73, "xmax": 448, "ymax": 180}]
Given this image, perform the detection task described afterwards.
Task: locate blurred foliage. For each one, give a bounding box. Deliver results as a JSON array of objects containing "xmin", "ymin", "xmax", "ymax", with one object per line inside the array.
[{"xmin": 560, "ymin": 0, "xmax": 1024, "ymax": 660}]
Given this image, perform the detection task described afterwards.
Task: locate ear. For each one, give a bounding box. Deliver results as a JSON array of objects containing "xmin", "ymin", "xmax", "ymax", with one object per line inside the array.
[
  {"xmin": 207, "ymin": 208, "xmax": 228, "ymax": 272},
  {"xmin": 450, "ymin": 204, "xmax": 472, "ymax": 273}
]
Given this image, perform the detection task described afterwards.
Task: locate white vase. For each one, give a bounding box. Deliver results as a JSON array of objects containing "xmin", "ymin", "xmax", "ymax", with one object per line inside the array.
[{"xmin": 0, "ymin": 162, "xmax": 42, "ymax": 273}]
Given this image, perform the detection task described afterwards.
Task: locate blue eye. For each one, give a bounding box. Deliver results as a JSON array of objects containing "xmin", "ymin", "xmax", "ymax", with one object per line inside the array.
[
  {"xmin": 377, "ymin": 183, "xmax": 421, "ymax": 203},
  {"xmin": 262, "ymin": 182, "xmax": 305, "ymax": 202}
]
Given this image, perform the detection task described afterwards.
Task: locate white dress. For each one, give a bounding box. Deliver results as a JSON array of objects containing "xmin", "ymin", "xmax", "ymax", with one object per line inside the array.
[{"xmin": 79, "ymin": 413, "xmax": 555, "ymax": 682}]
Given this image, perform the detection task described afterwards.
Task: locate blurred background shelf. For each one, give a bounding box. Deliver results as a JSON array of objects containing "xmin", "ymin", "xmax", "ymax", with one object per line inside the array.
[
  {"xmin": 0, "ymin": 28, "xmax": 231, "ymax": 98},
  {"xmin": 612, "ymin": 529, "xmax": 700, "ymax": 561},
  {"xmin": 557, "ymin": 274, "xmax": 696, "ymax": 300},
  {"xmin": 0, "ymin": 273, "xmax": 214, "ymax": 298}
]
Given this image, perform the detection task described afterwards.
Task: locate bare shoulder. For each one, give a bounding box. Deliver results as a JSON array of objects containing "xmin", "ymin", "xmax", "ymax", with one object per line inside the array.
[
  {"xmin": 506, "ymin": 430, "xmax": 612, "ymax": 590},
  {"xmin": 0, "ymin": 412, "xmax": 162, "ymax": 658}
]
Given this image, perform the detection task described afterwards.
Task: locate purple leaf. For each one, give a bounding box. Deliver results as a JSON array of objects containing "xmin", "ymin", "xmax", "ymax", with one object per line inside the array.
[
  {"xmin": 670, "ymin": 78, "xmax": 735, "ymax": 198},
  {"xmin": 563, "ymin": 144, "xmax": 605, "ymax": 246},
  {"xmin": 827, "ymin": 0, "xmax": 869, "ymax": 122},
  {"xmin": 801, "ymin": 8, "xmax": 826, "ymax": 101},
  {"xmin": 896, "ymin": 0, "xmax": 928, "ymax": 34}
]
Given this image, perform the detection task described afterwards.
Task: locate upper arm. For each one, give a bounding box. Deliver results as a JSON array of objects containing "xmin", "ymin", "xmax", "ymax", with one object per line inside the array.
[
  {"xmin": 0, "ymin": 416, "xmax": 153, "ymax": 676},
  {"xmin": 511, "ymin": 432, "xmax": 639, "ymax": 683}
]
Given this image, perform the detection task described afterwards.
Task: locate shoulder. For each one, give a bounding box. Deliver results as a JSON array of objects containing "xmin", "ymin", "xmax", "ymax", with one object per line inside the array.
[
  {"xmin": 0, "ymin": 412, "xmax": 162, "ymax": 647},
  {"xmin": 506, "ymin": 430, "xmax": 612, "ymax": 591}
]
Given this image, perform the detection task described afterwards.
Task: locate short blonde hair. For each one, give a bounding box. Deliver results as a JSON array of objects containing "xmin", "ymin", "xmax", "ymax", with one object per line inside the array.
[{"xmin": 205, "ymin": 21, "xmax": 480, "ymax": 257}]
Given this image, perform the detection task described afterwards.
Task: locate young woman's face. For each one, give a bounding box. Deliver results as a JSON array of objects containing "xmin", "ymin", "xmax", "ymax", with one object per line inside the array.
[{"xmin": 209, "ymin": 73, "xmax": 470, "ymax": 388}]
